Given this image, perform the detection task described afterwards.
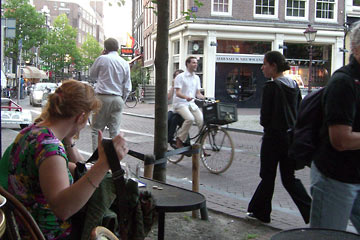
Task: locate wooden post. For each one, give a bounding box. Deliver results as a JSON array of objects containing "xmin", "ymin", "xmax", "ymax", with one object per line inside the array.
[
  {"xmin": 192, "ymin": 143, "xmax": 200, "ymax": 218},
  {"xmin": 144, "ymin": 163, "xmax": 154, "ymax": 179}
]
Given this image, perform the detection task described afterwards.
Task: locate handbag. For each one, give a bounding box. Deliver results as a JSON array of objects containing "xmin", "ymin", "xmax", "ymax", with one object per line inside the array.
[{"xmin": 71, "ymin": 139, "xmax": 156, "ymax": 240}]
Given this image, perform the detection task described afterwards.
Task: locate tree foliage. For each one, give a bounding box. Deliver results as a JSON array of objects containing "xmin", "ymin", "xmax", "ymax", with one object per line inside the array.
[
  {"xmin": 3, "ymin": 0, "xmax": 47, "ymax": 65},
  {"xmin": 80, "ymin": 34, "xmax": 102, "ymax": 72},
  {"xmin": 40, "ymin": 14, "xmax": 79, "ymax": 79},
  {"xmin": 130, "ymin": 62, "xmax": 149, "ymax": 90}
]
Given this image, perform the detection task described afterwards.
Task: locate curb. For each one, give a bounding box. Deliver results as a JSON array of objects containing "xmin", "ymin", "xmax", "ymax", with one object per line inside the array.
[{"xmin": 123, "ymin": 111, "xmax": 263, "ymax": 135}]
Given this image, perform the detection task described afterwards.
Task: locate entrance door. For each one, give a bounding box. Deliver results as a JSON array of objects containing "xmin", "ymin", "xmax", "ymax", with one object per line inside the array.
[{"xmin": 215, "ymin": 63, "xmax": 266, "ymax": 108}]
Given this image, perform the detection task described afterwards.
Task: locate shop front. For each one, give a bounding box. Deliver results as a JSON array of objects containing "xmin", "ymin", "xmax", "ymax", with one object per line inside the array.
[{"xmin": 214, "ymin": 40, "xmax": 270, "ymax": 108}]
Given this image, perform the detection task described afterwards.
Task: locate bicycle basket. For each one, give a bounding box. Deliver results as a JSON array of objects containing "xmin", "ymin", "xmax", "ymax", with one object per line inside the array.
[{"xmin": 203, "ymin": 102, "xmax": 238, "ymax": 125}]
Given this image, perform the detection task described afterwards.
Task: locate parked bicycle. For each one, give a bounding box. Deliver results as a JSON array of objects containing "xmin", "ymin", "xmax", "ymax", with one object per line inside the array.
[
  {"xmin": 168, "ymin": 99, "xmax": 237, "ymax": 174},
  {"xmin": 125, "ymin": 91, "xmax": 138, "ymax": 108}
]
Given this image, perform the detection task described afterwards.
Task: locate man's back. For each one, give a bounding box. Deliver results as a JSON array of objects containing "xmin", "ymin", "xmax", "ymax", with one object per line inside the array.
[{"xmin": 91, "ymin": 51, "xmax": 131, "ymax": 97}]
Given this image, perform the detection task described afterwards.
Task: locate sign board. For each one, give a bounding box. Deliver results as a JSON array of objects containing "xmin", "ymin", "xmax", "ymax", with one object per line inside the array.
[
  {"xmin": 120, "ymin": 46, "xmax": 134, "ymax": 57},
  {"xmin": 191, "ymin": 6, "xmax": 198, "ymax": 12},
  {"xmin": 216, "ymin": 54, "xmax": 264, "ymax": 64}
]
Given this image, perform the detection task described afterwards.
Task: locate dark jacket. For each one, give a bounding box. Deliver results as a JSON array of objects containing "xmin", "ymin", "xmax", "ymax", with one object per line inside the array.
[
  {"xmin": 260, "ymin": 78, "xmax": 302, "ymax": 133},
  {"xmin": 314, "ymin": 56, "xmax": 360, "ymax": 183}
]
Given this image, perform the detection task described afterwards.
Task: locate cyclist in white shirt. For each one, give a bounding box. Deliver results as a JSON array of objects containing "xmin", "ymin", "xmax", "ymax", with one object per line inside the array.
[{"xmin": 173, "ymin": 56, "xmax": 205, "ymax": 148}]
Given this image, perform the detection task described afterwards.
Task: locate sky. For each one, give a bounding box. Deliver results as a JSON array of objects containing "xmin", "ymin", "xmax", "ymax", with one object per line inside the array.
[{"xmin": 102, "ymin": 0, "xmax": 132, "ymax": 45}]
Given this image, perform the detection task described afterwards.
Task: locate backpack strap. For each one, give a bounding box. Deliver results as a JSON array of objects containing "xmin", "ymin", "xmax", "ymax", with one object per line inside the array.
[{"xmin": 101, "ymin": 138, "xmax": 129, "ymax": 240}]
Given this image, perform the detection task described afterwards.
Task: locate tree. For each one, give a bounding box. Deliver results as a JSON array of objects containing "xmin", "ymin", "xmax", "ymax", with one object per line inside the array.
[
  {"xmin": 3, "ymin": 0, "xmax": 47, "ymax": 70},
  {"xmin": 80, "ymin": 34, "xmax": 102, "ymax": 78},
  {"xmin": 40, "ymin": 14, "xmax": 80, "ymax": 80},
  {"xmin": 152, "ymin": 0, "xmax": 169, "ymax": 182}
]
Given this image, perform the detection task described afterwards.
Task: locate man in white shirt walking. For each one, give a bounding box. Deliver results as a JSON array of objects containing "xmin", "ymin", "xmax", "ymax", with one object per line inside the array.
[
  {"xmin": 90, "ymin": 38, "xmax": 132, "ymax": 151},
  {"xmin": 173, "ymin": 56, "xmax": 205, "ymax": 148}
]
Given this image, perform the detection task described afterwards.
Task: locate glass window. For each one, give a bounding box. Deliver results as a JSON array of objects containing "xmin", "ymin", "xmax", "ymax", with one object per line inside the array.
[
  {"xmin": 213, "ymin": 0, "xmax": 229, "ymax": 13},
  {"xmin": 286, "ymin": 0, "xmax": 306, "ymax": 17},
  {"xmin": 255, "ymin": 0, "xmax": 275, "ymax": 15},
  {"xmin": 316, "ymin": 0, "xmax": 335, "ymax": 19},
  {"xmin": 225, "ymin": 65, "xmax": 257, "ymax": 102},
  {"xmin": 174, "ymin": 41, "xmax": 180, "ymax": 55},
  {"xmin": 217, "ymin": 40, "xmax": 271, "ymax": 54},
  {"xmin": 354, "ymin": 0, "xmax": 360, "ymax": 6},
  {"xmin": 188, "ymin": 41, "xmax": 204, "ymax": 54},
  {"xmin": 211, "ymin": 0, "xmax": 232, "ymax": 16}
]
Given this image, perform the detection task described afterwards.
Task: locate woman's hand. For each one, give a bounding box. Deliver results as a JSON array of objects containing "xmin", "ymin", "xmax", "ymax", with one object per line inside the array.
[
  {"xmin": 97, "ymin": 131, "xmax": 128, "ymax": 168},
  {"xmin": 112, "ymin": 132, "xmax": 129, "ymax": 161}
]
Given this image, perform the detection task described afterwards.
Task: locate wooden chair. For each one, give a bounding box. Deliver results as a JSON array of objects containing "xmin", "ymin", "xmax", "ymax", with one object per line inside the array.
[
  {"xmin": 90, "ymin": 226, "xmax": 119, "ymax": 240},
  {"xmin": 0, "ymin": 186, "xmax": 45, "ymax": 240}
]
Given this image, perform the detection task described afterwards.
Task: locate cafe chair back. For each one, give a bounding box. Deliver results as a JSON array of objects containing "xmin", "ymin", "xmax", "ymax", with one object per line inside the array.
[
  {"xmin": 0, "ymin": 185, "xmax": 45, "ymax": 240},
  {"xmin": 90, "ymin": 226, "xmax": 119, "ymax": 240}
]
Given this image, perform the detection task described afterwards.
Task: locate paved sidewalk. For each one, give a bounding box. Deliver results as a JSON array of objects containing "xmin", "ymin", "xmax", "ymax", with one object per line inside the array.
[{"xmin": 123, "ymin": 102, "xmax": 357, "ymax": 233}]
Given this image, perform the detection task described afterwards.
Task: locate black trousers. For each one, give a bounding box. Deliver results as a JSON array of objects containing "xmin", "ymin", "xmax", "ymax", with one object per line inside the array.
[
  {"xmin": 247, "ymin": 132, "xmax": 311, "ymax": 223},
  {"xmin": 167, "ymin": 111, "xmax": 184, "ymax": 143}
]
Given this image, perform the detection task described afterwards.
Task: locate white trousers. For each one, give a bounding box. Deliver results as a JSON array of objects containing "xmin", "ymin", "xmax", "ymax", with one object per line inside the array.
[{"xmin": 175, "ymin": 105, "xmax": 203, "ymax": 142}]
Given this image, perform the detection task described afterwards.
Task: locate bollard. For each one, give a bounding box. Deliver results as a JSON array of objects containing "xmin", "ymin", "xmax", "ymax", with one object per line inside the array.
[
  {"xmin": 144, "ymin": 163, "xmax": 154, "ymax": 179},
  {"xmin": 192, "ymin": 143, "xmax": 200, "ymax": 218}
]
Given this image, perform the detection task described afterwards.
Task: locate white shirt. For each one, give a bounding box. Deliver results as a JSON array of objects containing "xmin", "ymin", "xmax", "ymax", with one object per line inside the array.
[
  {"xmin": 173, "ymin": 70, "xmax": 201, "ymax": 109},
  {"xmin": 90, "ymin": 51, "xmax": 132, "ymax": 98}
]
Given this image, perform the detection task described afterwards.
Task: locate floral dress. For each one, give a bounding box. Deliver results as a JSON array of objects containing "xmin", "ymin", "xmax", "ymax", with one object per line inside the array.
[{"xmin": 7, "ymin": 124, "xmax": 73, "ymax": 239}]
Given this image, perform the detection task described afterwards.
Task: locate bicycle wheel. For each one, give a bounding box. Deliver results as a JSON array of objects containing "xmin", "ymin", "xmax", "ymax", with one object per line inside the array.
[
  {"xmin": 167, "ymin": 148, "xmax": 185, "ymax": 163},
  {"xmin": 200, "ymin": 127, "xmax": 234, "ymax": 174},
  {"xmin": 125, "ymin": 94, "xmax": 138, "ymax": 108}
]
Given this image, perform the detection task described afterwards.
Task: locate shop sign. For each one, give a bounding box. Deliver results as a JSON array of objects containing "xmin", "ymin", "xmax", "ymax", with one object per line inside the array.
[
  {"xmin": 216, "ymin": 54, "xmax": 264, "ymax": 64},
  {"xmin": 120, "ymin": 46, "xmax": 134, "ymax": 57}
]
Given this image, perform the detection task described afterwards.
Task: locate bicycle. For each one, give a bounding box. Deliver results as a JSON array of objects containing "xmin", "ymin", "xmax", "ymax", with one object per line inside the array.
[
  {"xmin": 125, "ymin": 91, "xmax": 138, "ymax": 108},
  {"xmin": 168, "ymin": 99, "xmax": 237, "ymax": 174}
]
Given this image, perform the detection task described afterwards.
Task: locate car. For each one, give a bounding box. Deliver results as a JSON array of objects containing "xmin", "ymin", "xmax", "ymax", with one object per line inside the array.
[
  {"xmin": 29, "ymin": 82, "xmax": 58, "ymax": 107},
  {"xmin": 1, "ymin": 98, "xmax": 32, "ymax": 129}
]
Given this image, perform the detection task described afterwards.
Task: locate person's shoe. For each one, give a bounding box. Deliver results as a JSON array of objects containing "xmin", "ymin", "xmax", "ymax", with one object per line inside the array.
[
  {"xmin": 246, "ymin": 212, "xmax": 270, "ymax": 223},
  {"xmin": 176, "ymin": 138, "xmax": 184, "ymax": 149}
]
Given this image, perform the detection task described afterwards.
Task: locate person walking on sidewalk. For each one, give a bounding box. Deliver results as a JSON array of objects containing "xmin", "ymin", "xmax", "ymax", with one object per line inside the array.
[
  {"xmin": 90, "ymin": 38, "xmax": 132, "ymax": 151},
  {"xmin": 173, "ymin": 56, "xmax": 205, "ymax": 149},
  {"xmin": 310, "ymin": 22, "xmax": 360, "ymax": 233},
  {"xmin": 247, "ymin": 51, "xmax": 311, "ymax": 224}
]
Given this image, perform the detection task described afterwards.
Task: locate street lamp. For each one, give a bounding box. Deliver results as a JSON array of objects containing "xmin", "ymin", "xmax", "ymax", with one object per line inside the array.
[{"xmin": 304, "ymin": 24, "xmax": 317, "ymax": 93}]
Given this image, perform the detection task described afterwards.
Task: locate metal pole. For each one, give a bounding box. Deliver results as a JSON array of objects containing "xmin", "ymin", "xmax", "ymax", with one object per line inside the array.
[
  {"xmin": 17, "ymin": 48, "xmax": 22, "ymax": 104},
  {"xmin": 308, "ymin": 44, "xmax": 313, "ymax": 94},
  {"xmin": 1, "ymin": 25, "xmax": 4, "ymax": 72}
]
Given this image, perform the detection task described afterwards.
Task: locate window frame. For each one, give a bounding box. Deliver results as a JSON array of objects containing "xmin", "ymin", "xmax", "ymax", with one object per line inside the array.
[
  {"xmin": 211, "ymin": 0, "xmax": 233, "ymax": 17},
  {"xmin": 253, "ymin": 0, "xmax": 279, "ymax": 20},
  {"xmin": 314, "ymin": 0, "xmax": 337, "ymax": 23},
  {"xmin": 285, "ymin": 0, "xmax": 309, "ymax": 21}
]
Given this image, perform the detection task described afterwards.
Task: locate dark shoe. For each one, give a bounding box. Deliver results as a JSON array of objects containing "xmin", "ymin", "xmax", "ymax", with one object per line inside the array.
[
  {"xmin": 246, "ymin": 212, "xmax": 270, "ymax": 223},
  {"xmin": 176, "ymin": 138, "xmax": 184, "ymax": 149}
]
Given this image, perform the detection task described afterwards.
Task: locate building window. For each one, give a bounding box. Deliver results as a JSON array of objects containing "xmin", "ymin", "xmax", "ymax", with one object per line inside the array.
[
  {"xmin": 286, "ymin": 0, "xmax": 306, "ymax": 18},
  {"xmin": 354, "ymin": 0, "xmax": 360, "ymax": 6},
  {"xmin": 211, "ymin": 0, "xmax": 232, "ymax": 16},
  {"xmin": 315, "ymin": 0, "xmax": 335, "ymax": 20},
  {"xmin": 174, "ymin": 41, "xmax": 180, "ymax": 55},
  {"xmin": 255, "ymin": 0, "xmax": 275, "ymax": 15},
  {"xmin": 188, "ymin": 41, "xmax": 204, "ymax": 55}
]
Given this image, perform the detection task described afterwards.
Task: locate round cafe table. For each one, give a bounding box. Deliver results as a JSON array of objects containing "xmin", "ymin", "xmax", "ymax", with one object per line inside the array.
[{"xmin": 271, "ymin": 228, "xmax": 360, "ymax": 240}]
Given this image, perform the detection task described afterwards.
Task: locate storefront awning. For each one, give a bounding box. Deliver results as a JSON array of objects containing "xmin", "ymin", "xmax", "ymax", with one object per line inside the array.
[
  {"xmin": 39, "ymin": 70, "xmax": 48, "ymax": 79},
  {"xmin": 21, "ymin": 66, "xmax": 43, "ymax": 79}
]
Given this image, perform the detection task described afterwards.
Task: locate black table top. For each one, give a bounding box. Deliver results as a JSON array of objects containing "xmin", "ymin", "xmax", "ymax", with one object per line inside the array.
[
  {"xmin": 139, "ymin": 177, "xmax": 206, "ymax": 213},
  {"xmin": 271, "ymin": 228, "xmax": 360, "ymax": 240}
]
